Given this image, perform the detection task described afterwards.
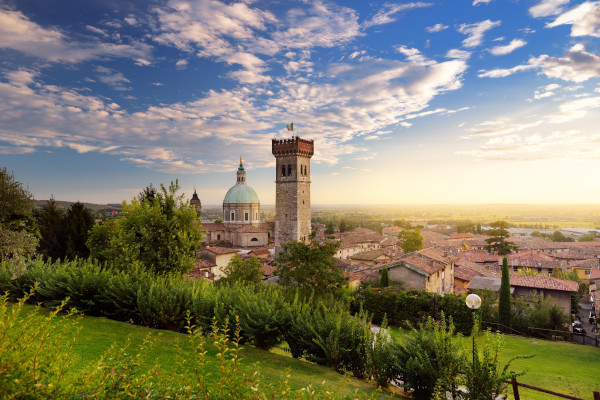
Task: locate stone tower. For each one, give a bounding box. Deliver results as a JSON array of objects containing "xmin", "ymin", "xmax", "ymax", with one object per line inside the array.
[
  {"xmin": 272, "ymin": 136, "xmax": 314, "ymax": 254},
  {"xmin": 190, "ymin": 189, "xmax": 201, "ymax": 217}
]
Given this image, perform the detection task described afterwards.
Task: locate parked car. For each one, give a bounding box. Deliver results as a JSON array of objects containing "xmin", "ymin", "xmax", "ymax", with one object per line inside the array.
[{"xmin": 572, "ymin": 321, "xmax": 586, "ymax": 336}]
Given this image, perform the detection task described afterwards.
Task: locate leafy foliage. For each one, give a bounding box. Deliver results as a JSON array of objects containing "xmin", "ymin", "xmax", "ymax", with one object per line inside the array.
[
  {"xmin": 400, "ymin": 229, "xmax": 423, "ymax": 253},
  {"xmin": 485, "ymin": 221, "xmax": 518, "ymax": 255},
  {"xmin": 87, "ymin": 180, "xmax": 202, "ymax": 274},
  {"xmin": 380, "ymin": 267, "xmax": 389, "ymax": 288},
  {"xmin": 499, "ymin": 256, "xmax": 511, "ymax": 329},
  {"xmin": 273, "ymin": 239, "xmax": 348, "ymax": 295},
  {"xmin": 221, "ymin": 255, "xmax": 263, "ymax": 285},
  {"xmin": 396, "ymin": 315, "xmax": 463, "ymax": 400}
]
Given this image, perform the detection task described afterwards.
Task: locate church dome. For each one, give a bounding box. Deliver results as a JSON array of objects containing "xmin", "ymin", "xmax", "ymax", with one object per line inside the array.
[{"xmin": 223, "ymin": 184, "xmax": 260, "ymax": 204}]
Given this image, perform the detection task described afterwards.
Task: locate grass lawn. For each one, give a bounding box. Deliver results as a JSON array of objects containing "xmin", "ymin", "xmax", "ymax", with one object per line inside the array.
[
  {"xmin": 22, "ymin": 305, "xmax": 398, "ymax": 399},
  {"xmin": 389, "ymin": 327, "xmax": 600, "ymax": 400}
]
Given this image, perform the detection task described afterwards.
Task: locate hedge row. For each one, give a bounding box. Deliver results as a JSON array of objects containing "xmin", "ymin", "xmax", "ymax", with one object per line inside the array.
[
  {"xmin": 0, "ymin": 258, "xmax": 394, "ymax": 385},
  {"xmin": 353, "ymin": 287, "xmax": 474, "ymax": 335}
]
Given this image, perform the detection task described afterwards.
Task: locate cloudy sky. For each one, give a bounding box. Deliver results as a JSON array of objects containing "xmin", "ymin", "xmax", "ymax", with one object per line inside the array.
[{"xmin": 1, "ymin": 0, "xmax": 600, "ymax": 205}]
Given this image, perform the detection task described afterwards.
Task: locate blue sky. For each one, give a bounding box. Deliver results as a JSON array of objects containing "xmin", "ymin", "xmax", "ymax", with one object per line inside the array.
[{"xmin": 1, "ymin": 0, "xmax": 600, "ymax": 205}]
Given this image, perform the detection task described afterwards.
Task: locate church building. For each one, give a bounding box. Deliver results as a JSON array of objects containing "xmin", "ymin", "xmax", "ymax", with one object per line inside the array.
[{"xmin": 198, "ymin": 158, "xmax": 272, "ymax": 247}]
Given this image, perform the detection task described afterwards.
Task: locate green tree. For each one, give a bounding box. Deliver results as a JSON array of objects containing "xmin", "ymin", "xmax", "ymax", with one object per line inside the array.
[
  {"xmin": 578, "ymin": 234, "xmax": 596, "ymax": 242},
  {"xmin": 273, "ymin": 240, "xmax": 347, "ymax": 294},
  {"xmin": 137, "ymin": 184, "xmax": 157, "ymax": 204},
  {"xmin": 551, "ymin": 230, "xmax": 574, "ymax": 242},
  {"xmin": 63, "ymin": 202, "xmax": 94, "ymax": 259},
  {"xmin": 0, "ymin": 168, "xmax": 38, "ymax": 261},
  {"xmin": 35, "ymin": 197, "xmax": 66, "ymax": 260},
  {"xmin": 0, "ymin": 167, "xmax": 36, "ymax": 232},
  {"xmin": 485, "ymin": 221, "xmax": 517, "ymax": 255},
  {"xmin": 325, "ymin": 220, "xmax": 335, "ymax": 235},
  {"xmin": 221, "ymin": 255, "xmax": 263, "ymax": 285},
  {"xmin": 380, "ymin": 267, "xmax": 389, "ymax": 288},
  {"xmin": 87, "ymin": 180, "xmax": 202, "ymax": 274},
  {"xmin": 499, "ymin": 256, "xmax": 511, "ymax": 329},
  {"xmin": 476, "ymin": 223, "xmax": 482, "ymax": 234},
  {"xmin": 400, "ymin": 229, "xmax": 423, "ymax": 253},
  {"xmin": 531, "ymin": 231, "xmax": 542, "ymax": 238}
]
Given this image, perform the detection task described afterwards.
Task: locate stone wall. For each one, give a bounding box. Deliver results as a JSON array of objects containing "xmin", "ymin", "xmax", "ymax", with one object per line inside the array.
[{"xmin": 272, "ymin": 137, "xmax": 313, "ymax": 254}]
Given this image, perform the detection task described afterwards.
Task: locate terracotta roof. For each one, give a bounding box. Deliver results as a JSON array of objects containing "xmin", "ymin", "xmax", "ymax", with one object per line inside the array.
[
  {"xmin": 380, "ymin": 236, "xmax": 399, "ymax": 246},
  {"xmin": 250, "ymin": 248, "xmax": 271, "ymax": 256},
  {"xmin": 590, "ymin": 267, "xmax": 600, "ymax": 280},
  {"xmin": 235, "ymin": 224, "xmax": 269, "ymax": 233},
  {"xmin": 351, "ymin": 227, "xmax": 378, "ymax": 234},
  {"xmin": 351, "ymin": 249, "xmax": 388, "ymax": 262},
  {"xmin": 394, "ymin": 253, "xmax": 445, "ymax": 276},
  {"xmin": 419, "ymin": 247, "xmax": 453, "ymax": 264},
  {"xmin": 451, "ymin": 233, "xmax": 474, "ymax": 240},
  {"xmin": 203, "ymin": 246, "xmax": 238, "ymax": 255},
  {"xmin": 468, "ymin": 276, "xmax": 502, "ymax": 291},
  {"xmin": 202, "ymin": 223, "xmax": 230, "ymax": 232},
  {"xmin": 457, "ymin": 250, "xmax": 499, "ymax": 263},
  {"xmin": 261, "ymin": 264, "xmax": 277, "ymax": 277},
  {"xmin": 455, "ymin": 259, "xmax": 500, "ymax": 277},
  {"xmin": 508, "ymin": 250, "xmax": 555, "ymax": 262},
  {"xmin": 382, "ymin": 226, "xmax": 403, "ymax": 235},
  {"xmin": 510, "ymin": 274, "xmax": 578, "ymax": 292},
  {"xmin": 455, "ymin": 265, "xmax": 480, "ymax": 281}
]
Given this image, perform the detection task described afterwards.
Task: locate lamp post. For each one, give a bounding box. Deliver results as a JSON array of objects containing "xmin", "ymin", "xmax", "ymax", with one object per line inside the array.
[{"xmin": 466, "ymin": 293, "xmax": 482, "ymax": 365}]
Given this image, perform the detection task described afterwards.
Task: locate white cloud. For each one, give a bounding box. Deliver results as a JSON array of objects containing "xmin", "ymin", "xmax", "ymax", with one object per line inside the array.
[
  {"xmin": 363, "ymin": 2, "xmax": 432, "ymax": 28},
  {"xmin": 0, "ymin": 8, "xmax": 152, "ymax": 63},
  {"xmin": 479, "ymin": 44, "xmax": 600, "ymax": 82},
  {"xmin": 547, "ymin": 2, "xmax": 600, "ymax": 38},
  {"xmin": 425, "ymin": 23, "xmax": 448, "ymax": 33},
  {"xmin": 488, "ymin": 38, "xmax": 527, "ymax": 55},
  {"xmin": 446, "ymin": 49, "xmax": 471, "ymax": 60},
  {"xmin": 458, "ymin": 20, "xmax": 501, "ymax": 48},
  {"xmin": 0, "ymin": 146, "xmax": 35, "ymax": 154},
  {"xmin": 96, "ymin": 66, "xmax": 131, "ymax": 90},
  {"xmin": 529, "ymin": 0, "xmax": 569, "ymax": 18},
  {"xmin": 473, "ymin": 0, "xmax": 493, "ymax": 5}
]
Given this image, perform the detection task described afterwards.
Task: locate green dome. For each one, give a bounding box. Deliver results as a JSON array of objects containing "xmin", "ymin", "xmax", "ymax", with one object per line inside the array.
[{"xmin": 223, "ymin": 184, "xmax": 260, "ymax": 204}]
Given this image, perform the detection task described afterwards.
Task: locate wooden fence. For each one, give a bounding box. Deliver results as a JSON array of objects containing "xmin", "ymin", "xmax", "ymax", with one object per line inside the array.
[{"xmin": 506, "ymin": 372, "xmax": 600, "ymax": 400}]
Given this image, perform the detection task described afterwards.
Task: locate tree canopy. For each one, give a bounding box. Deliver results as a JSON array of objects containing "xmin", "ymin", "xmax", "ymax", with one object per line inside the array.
[
  {"xmin": 87, "ymin": 180, "xmax": 202, "ymax": 274},
  {"xmin": 400, "ymin": 229, "xmax": 423, "ymax": 254},
  {"xmin": 0, "ymin": 168, "xmax": 38, "ymax": 260},
  {"xmin": 485, "ymin": 221, "xmax": 518, "ymax": 255},
  {"xmin": 221, "ymin": 255, "xmax": 264, "ymax": 285},
  {"xmin": 273, "ymin": 240, "xmax": 347, "ymax": 294}
]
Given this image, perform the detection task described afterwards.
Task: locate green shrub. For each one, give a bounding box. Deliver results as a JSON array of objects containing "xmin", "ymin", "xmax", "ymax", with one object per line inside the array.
[{"xmin": 396, "ymin": 315, "xmax": 463, "ymax": 400}]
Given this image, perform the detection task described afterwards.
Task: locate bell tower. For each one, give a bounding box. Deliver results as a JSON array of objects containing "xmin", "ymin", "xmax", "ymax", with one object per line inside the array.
[{"xmin": 272, "ymin": 136, "xmax": 314, "ymax": 254}]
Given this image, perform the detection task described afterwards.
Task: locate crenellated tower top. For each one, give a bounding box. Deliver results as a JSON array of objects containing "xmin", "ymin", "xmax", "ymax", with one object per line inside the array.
[{"xmin": 272, "ymin": 136, "xmax": 314, "ymax": 157}]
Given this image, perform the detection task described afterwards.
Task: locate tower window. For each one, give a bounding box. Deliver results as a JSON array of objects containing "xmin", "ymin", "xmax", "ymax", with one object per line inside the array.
[
  {"xmin": 281, "ymin": 165, "xmax": 285, "ymax": 177},
  {"xmin": 304, "ymin": 165, "xmax": 307, "ymax": 176},
  {"xmin": 300, "ymin": 165, "xmax": 303, "ymax": 176},
  {"xmin": 231, "ymin": 212, "xmax": 235, "ymax": 221},
  {"xmin": 255, "ymin": 212, "xmax": 258, "ymax": 220},
  {"xmin": 287, "ymin": 164, "xmax": 291, "ymax": 176},
  {"xmin": 245, "ymin": 212, "xmax": 249, "ymax": 221}
]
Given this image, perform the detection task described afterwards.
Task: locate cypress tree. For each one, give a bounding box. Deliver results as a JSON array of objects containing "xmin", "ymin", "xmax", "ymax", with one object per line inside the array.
[
  {"xmin": 499, "ymin": 256, "xmax": 511, "ymax": 329},
  {"xmin": 380, "ymin": 267, "xmax": 389, "ymax": 288}
]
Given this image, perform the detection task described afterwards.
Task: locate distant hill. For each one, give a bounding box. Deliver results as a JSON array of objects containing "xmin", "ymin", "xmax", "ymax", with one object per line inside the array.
[{"xmin": 35, "ymin": 200, "xmax": 122, "ymax": 212}]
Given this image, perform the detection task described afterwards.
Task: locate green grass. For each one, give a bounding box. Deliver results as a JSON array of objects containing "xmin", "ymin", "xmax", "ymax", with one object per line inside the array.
[
  {"xmin": 23, "ymin": 305, "xmax": 398, "ymax": 399},
  {"xmin": 389, "ymin": 327, "xmax": 600, "ymax": 400}
]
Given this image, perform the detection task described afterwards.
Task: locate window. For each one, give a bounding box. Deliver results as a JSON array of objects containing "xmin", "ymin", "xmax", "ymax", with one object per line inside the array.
[
  {"xmin": 255, "ymin": 212, "xmax": 258, "ymax": 220},
  {"xmin": 304, "ymin": 165, "xmax": 307, "ymax": 176},
  {"xmin": 245, "ymin": 212, "xmax": 249, "ymax": 221},
  {"xmin": 281, "ymin": 165, "xmax": 285, "ymax": 177},
  {"xmin": 287, "ymin": 164, "xmax": 291, "ymax": 176},
  {"xmin": 217, "ymin": 234, "xmax": 221, "ymax": 240},
  {"xmin": 231, "ymin": 212, "xmax": 235, "ymax": 221},
  {"xmin": 300, "ymin": 165, "xmax": 303, "ymax": 176},
  {"xmin": 251, "ymin": 238, "xmax": 258, "ymax": 242},
  {"xmin": 538, "ymin": 267, "xmax": 542, "ymax": 274},
  {"xmin": 513, "ymin": 266, "xmax": 518, "ymax": 272}
]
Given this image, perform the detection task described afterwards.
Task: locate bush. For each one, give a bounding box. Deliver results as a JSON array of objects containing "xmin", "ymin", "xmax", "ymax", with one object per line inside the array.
[{"xmin": 395, "ymin": 315, "xmax": 463, "ymax": 400}]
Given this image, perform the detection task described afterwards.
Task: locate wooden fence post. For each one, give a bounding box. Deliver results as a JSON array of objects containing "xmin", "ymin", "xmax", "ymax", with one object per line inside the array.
[
  {"xmin": 511, "ymin": 372, "xmax": 520, "ymax": 400},
  {"xmin": 592, "ymin": 390, "xmax": 599, "ymax": 400}
]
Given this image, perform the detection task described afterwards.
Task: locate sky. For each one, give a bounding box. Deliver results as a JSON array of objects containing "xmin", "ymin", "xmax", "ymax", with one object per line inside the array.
[{"xmin": 1, "ymin": 0, "xmax": 600, "ymax": 205}]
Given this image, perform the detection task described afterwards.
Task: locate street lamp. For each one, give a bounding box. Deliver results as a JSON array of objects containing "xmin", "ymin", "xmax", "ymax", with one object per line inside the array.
[{"xmin": 466, "ymin": 293, "xmax": 482, "ymax": 365}]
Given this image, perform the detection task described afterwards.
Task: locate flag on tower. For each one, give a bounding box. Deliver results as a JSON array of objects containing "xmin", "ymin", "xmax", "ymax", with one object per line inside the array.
[{"xmin": 286, "ymin": 122, "xmax": 294, "ymax": 131}]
